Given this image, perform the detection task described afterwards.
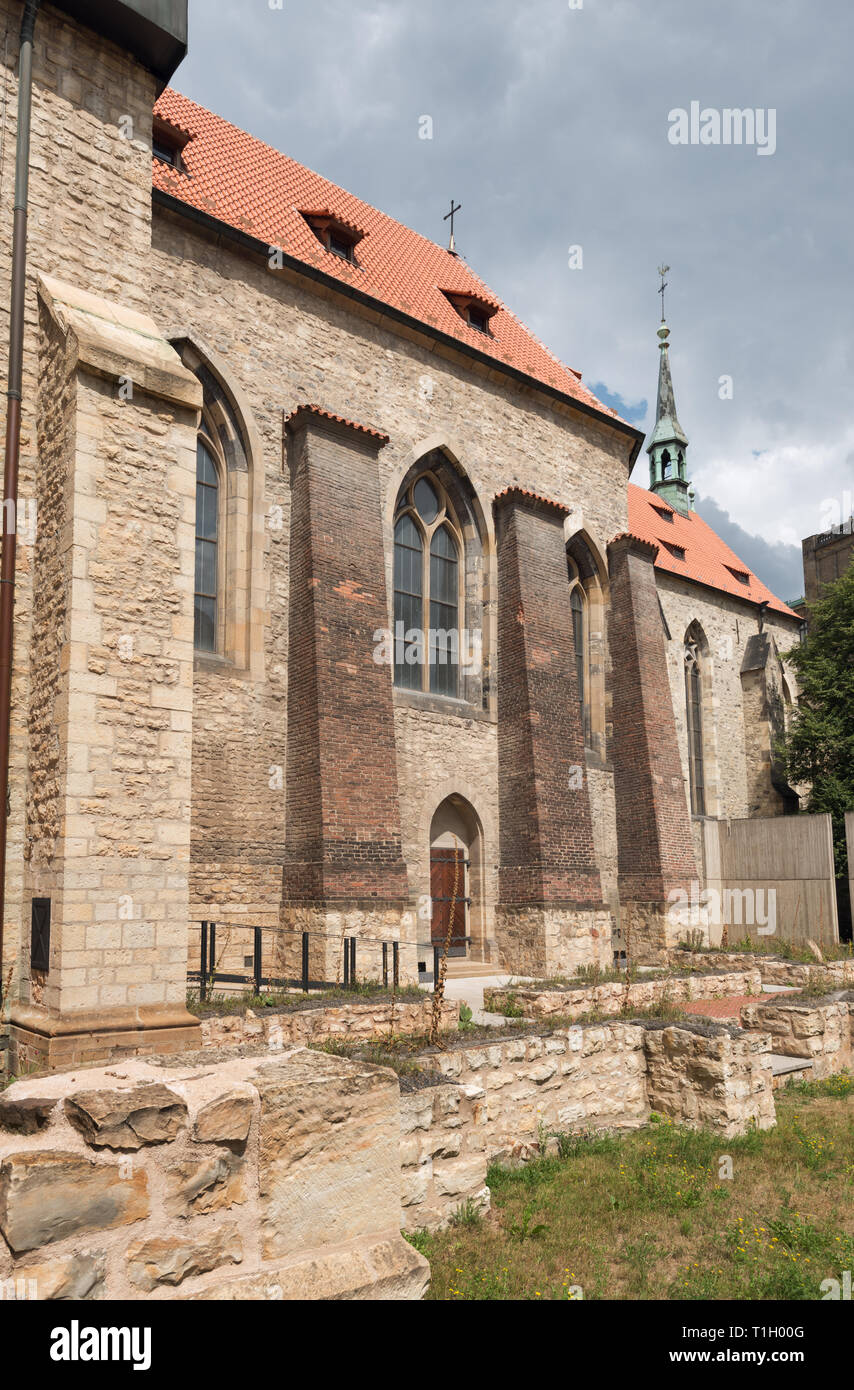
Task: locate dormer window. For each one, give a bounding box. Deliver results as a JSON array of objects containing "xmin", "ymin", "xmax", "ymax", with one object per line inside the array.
[
  {"xmin": 152, "ymin": 118, "xmax": 191, "ymax": 173},
  {"xmin": 329, "ymin": 231, "xmax": 354, "ymax": 261},
  {"xmin": 661, "ymin": 540, "xmax": 686, "ymax": 560},
  {"xmin": 725, "ymin": 565, "xmax": 751, "ymax": 586},
  {"xmin": 653, "ymin": 504, "xmax": 675, "ymax": 523},
  {"xmin": 302, "ymin": 211, "xmax": 366, "ymax": 266},
  {"xmin": 441, "ymin": 289, "xmax": 498, "ymax": 336}
]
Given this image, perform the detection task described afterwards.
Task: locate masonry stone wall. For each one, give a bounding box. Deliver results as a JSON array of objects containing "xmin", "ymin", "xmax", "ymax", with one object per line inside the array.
[
  {"xmin": 487, "ymin": 965, "xmax": 762, "ymax": 1021},
  {"xmin": 197, "ymin": 995, "xmax": 458, "ymax": 1051},
  {"xmin": 672, "ymin": 949, "xmax": 854, "ymax": 991},
  {"xmin": 0, "ymin": 0, "xmax": 163, "ymax": 1011},
  {"xmin": 643, "ymin": 1022, "xmax": 776, "ymax": 1136},
  {"xmin": 657, "ymin": 575, "xmax": 801, "ymax": 827},
  {"xmin": 0, "ymin": 1049, "xmax": 428, "ymax": 1300},
  {"xmin": 417, "ymin": 1024, "xmax": 650, "ymax": 1162},
  {"xmin": 399, "ymin": 1083, "xmax": 492, "ymax": 1231},
  {"xmin": 400, "ymin": 1015, "xmax": 780, "ymax": 1229},
  {"xmin": 740, "ymin": 996, "xmax": 853, "ymax": 1079}
]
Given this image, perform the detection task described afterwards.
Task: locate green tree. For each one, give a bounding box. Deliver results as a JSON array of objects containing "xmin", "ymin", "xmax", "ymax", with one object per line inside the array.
[{"xmin": 782, "ymin": 564, "xmax": 854, "ymax": 878}]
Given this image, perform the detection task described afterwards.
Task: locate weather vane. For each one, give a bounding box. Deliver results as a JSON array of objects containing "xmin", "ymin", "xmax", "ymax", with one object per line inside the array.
[
  {"xmin": 658, "ymin": 263, "xmax": 670, "ymax": 321},
  {"xmin": 444, "ymin": 199, "xmax": 462, "ymax": 255}
]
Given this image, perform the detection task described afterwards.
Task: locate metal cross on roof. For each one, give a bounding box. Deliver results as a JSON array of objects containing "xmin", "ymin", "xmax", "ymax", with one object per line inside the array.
[
  {"xmin": 658, "ymin": 263, "xmax": 670, "ymax": 321},
  {"xmin": 444, "ymin": 199, "xmax": 462, "ymax": 254}
]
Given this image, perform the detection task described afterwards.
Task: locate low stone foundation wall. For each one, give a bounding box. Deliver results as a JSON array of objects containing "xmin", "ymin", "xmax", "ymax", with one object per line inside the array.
[
  {"xmin": 643, "ymin": 1021, "xmax": 776, "ymax": 1137},
  {"xmin": 400, "ymin": 1014, "xmax": 781, "ymax": 1228},
  {"xmin": 419, "ymin": 1025, "xmax": 651, "ymax": 1160},
  {"xmin": 399, "ymin": 1022, "xmax": 648, "ymax": 1230},
  {"xmin": 487, "ymin": 967, "xmax": 761, "ymax": 1022},
  {"xmin": 0, "ymin": 1050, "xmax": 428, "ymax": 1301},
  {"xmin": 198, "ymin": 996, "xmax": 458, "ymax": 1051},
  {"xmin": 740, "ymin": 995, "xmax": 854, "ymax": 1079},
  {"xmin": 671, "ymin": 950, "xmax": 854, "ymax": 991},
  {"xmin": 400, "ymin": 1084, "xmax": 491, "ymax": 1231}
]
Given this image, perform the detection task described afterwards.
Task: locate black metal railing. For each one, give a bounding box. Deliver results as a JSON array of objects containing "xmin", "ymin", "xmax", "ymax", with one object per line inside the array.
[{"xmin": 189, "ymin": 922, "xmax": 403, "ymax": 1002}]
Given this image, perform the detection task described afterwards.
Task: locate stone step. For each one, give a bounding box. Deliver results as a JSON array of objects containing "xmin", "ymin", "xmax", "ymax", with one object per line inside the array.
[
  {"xmin": 471, "ymin": 1011, "xmax": 511, "ymax": 1028},
  {"xmin": 769, "ymin": 1053, "xmax": 813, "ymax": 1090},
  {"xmin": 445, "ymin": 960, "xmax": 506, "ymax": 979}
]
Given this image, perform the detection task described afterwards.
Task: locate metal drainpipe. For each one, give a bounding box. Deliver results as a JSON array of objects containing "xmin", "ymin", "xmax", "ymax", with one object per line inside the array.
[{"xmin": 0, "ymin": 0, "xmax": 41, "ymax": 994}]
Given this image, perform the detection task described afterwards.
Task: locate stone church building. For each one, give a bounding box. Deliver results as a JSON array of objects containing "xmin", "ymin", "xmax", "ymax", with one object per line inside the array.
[{"xmin": 0, "ymin": 2, "xmax": 803, "ymax": 1068}]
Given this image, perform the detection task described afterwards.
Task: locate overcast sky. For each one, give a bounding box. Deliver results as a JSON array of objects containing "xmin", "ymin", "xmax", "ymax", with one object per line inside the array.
[{"xmin": 177, "ymin": 0, "xmax": 853, "ymax": 602}]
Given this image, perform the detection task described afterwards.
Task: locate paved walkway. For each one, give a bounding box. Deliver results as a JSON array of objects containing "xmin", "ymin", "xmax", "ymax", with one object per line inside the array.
[{"xmin": 680, "ymin": 995, "xmax": 753, "ymax": 1022}]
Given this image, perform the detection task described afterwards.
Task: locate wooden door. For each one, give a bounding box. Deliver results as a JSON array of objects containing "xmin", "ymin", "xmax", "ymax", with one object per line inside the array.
[{"xmin": 430, "ymin": 847, "xmax": 467, "ymax": 956}]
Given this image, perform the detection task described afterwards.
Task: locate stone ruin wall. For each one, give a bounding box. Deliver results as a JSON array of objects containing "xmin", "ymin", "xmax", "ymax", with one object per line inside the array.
[{"xmin": 0, "ymin": 1048, "xmax": 428, "ymax": 1302}]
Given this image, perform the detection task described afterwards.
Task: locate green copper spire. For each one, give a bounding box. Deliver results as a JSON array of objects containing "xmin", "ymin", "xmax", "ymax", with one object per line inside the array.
[{"xmin": 647, "ymin": 271, "xmax": 693, "ymax": 515}]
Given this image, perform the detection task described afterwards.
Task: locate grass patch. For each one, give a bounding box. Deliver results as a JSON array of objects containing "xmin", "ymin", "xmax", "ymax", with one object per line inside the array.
[
  {"xmin": 680, "ymin": 938, "xmax": 854, "ymax": 965},
  {"xmin": 186, "ymin": 979, "xmax": 424, "ymax": 1018},
  {"xmin": 414, "ymin": 1082, "xmax": 854, "ymax": 1300},
  {"xmin": 309, "ymin": 1034, "xmax": 435, "ymax": 1084}
]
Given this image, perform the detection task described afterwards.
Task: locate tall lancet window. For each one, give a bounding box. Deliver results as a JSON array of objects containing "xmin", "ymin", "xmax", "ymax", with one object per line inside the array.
[
  {"xmin": 393, "ymin": 514, "xmax": 423, "ymax": 691},
  {"xmin": 684, "ymin": 637, "xmax": 706, "ymax": 815},
  {"xmin": 571, "ymin": 587, "xmax": 585, "ymax": 708},
  {"xmin": 194, "ymin": 438, "xmax": 220, "ymax": 652},
  {"xmin": 393, "ymin": 473, "xmax": 462, "ymax": 697},
  {"xmin": 568, "ymin": 559, "xmax": 590, "ymax": 743}
]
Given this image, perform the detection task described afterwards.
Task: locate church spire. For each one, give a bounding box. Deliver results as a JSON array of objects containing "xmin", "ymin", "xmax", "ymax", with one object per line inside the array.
[{"xmin": 647, "ymin": 268, "xmax": 693, "ymax": 515}]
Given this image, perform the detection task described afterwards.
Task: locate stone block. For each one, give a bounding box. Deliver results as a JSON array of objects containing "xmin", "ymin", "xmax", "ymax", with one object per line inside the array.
[
  {"xmin": 255, "ymin": 1050, "xmax": 403, "ymax": 1261},
  {"xmin": 185, "ymin": 1233, "xmax": 429, "ymax": 1301},
  {"xmin": 6, "ymin": 1252, "xmax": 106, "ymax": 1301},
  {"xmin": 192, "ymin": 1088, "xmax": 254, "ymax": 1145},
  {"xmin": 0, "ymin": 1152, "xmax": 149, "ymax": 1253},
  {"xmin": 128, "ymin": 1224, "xmax": 243, "ymax": 1291},
  {"xmin": 0, "ymin": 1096, "xmax": 58, "ymax": 1135},
  {"xmin": 64, "ymin": 1083, "xmax": 187, "ymax": 1150},
  {"xmin": 433, "ymin": 1155, "xmax": 488, "ymax": 1198},
  {"xmin": 165, "ymin": 1154, "xmax": 247, "ymax": 1218}
]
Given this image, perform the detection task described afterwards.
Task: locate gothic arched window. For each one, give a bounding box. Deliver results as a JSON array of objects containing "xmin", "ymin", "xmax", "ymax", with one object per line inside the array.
[
  {"xmin": 194, "ymin": 437, "xmax": 221, "ymax": 652},
  {"xmin": 394, "ymin": 473, "xmax": 462, "ymax": 696},
  {"xmin": 684, "ymin": 637, "xmax": 706, "ymax": 815}
]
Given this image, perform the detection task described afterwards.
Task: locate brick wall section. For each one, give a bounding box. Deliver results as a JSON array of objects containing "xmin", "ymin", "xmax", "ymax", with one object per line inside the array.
[
  {"xmin": 282, "ymin": 411, "xmax": 410, "ymax": 907},
  {"xmin": 494, "ymin": 494, "xmax": 603, "ymax": 907},
  {"xmin": 607, "ymin": 535, "xmax": 697, "ymax": 953}
]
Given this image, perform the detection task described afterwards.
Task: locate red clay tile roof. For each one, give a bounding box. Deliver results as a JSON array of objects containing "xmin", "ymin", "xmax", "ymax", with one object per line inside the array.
[
  {"xmin": 284, "ymin": 403, "xmax": 389, "ymax": 443},
  {"xmin": 493, "ymin": 486, "xmax": 569, "ymax": 518},
  {"xmin": 628, "ymin": 484, "xmax": 801, "ymax": 620},
  {"xmin": 152, "ymin": 90, "xmax": 626, "ymax": 425}
]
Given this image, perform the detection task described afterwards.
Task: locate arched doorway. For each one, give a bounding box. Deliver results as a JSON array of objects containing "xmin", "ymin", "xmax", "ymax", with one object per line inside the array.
[{"xmin": 429, "ymin": 795, "xmax": 484, "ymax": 960}]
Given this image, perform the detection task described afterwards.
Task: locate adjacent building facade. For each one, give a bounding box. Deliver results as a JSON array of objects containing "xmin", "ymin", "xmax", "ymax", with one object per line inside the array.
[{"xmin": 0, "ymin": 1, "xmax": 803, "ymax": 1068}]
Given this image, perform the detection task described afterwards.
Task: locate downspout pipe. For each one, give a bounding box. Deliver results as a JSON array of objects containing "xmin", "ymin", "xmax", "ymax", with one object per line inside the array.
[{"xmin": 0, "ymin": 0, "xmax": 41, "ymax": 995}]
